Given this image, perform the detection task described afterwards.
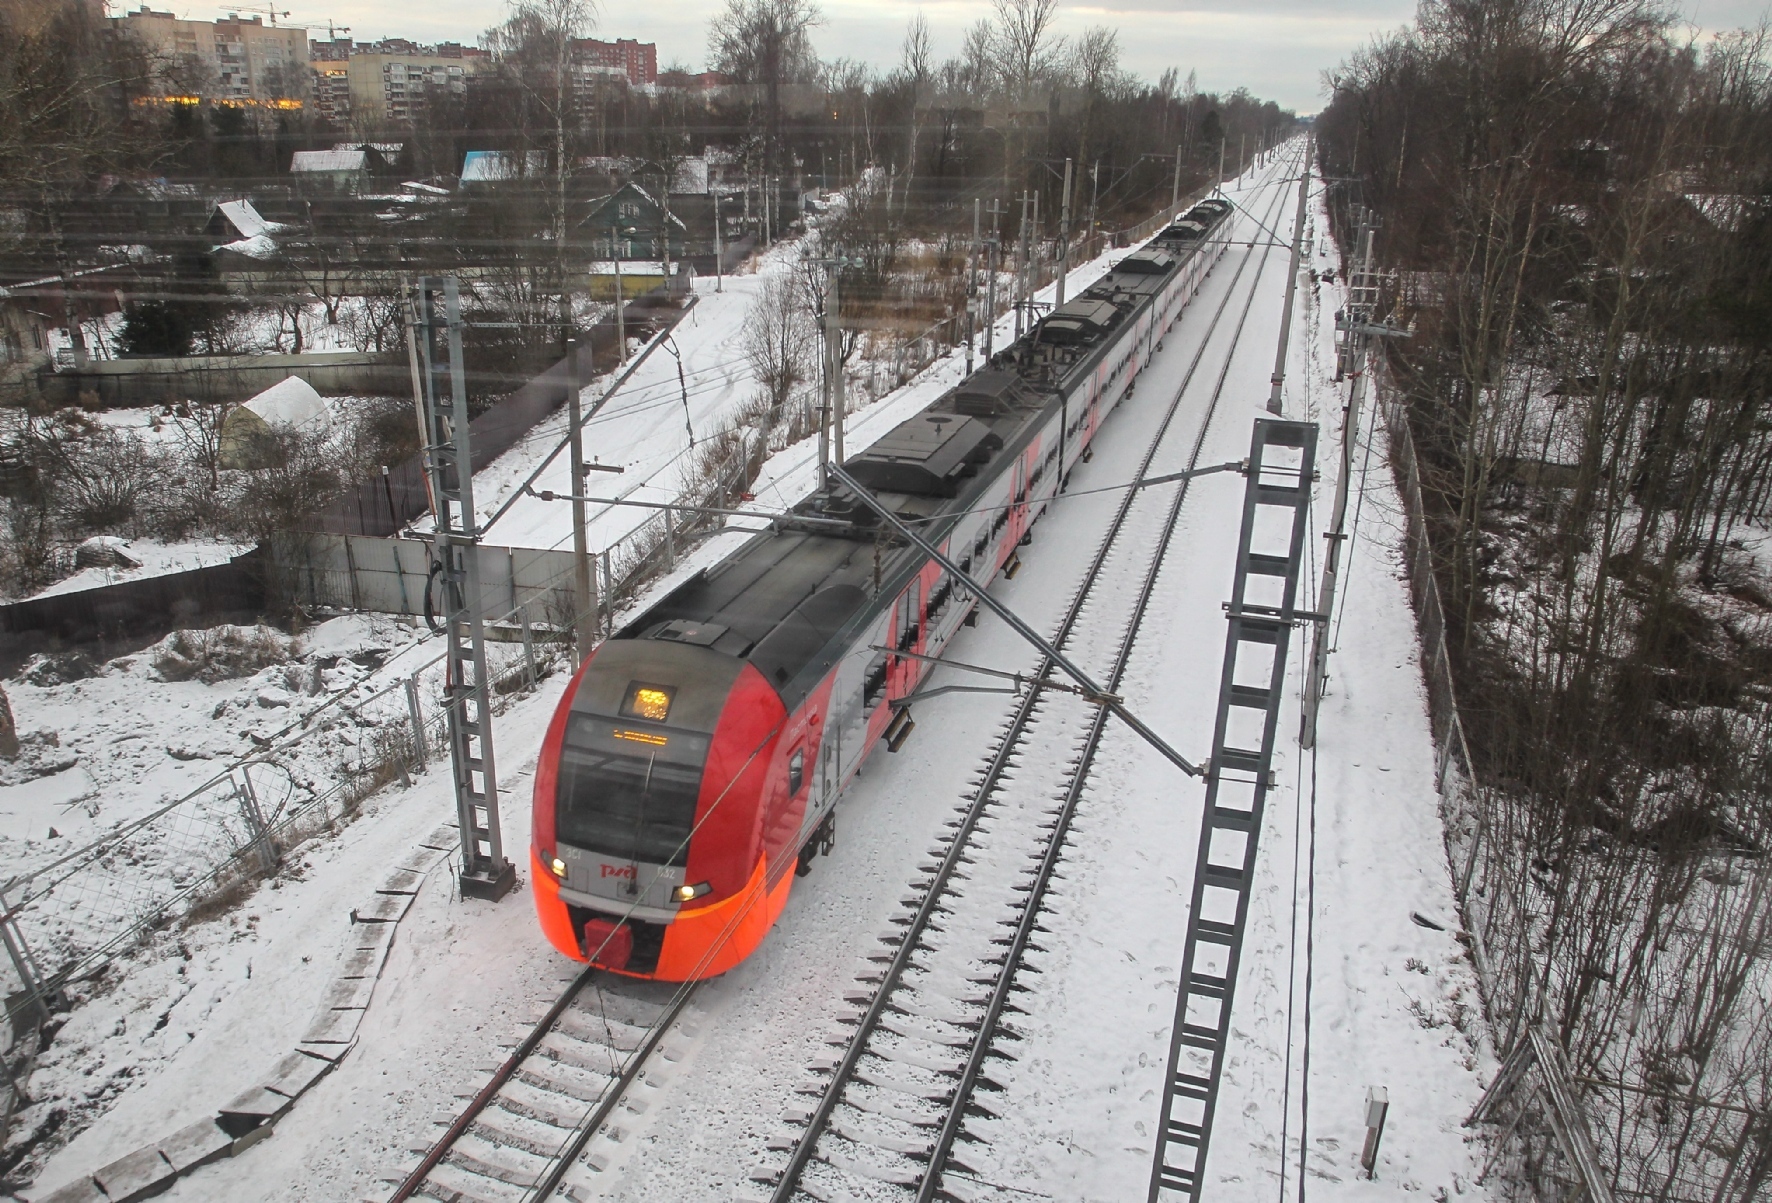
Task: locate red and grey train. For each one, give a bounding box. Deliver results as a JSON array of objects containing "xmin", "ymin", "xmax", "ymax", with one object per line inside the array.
[{"xmin": 531, "ymin": 198, "xmax": 1235, "ymax": 980}]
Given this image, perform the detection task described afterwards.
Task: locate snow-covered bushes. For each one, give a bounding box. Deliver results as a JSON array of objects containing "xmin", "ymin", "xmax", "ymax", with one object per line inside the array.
[
  {"xmin": 151, "ymin": 624, "xmax": 297, "ymax": 684},
  {"xmin": 0, "ymin": 395, "xmax": 416, "ymax": 599}
]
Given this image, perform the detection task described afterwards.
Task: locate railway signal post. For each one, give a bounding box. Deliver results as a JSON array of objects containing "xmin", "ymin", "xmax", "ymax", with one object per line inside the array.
[{"xmin": 413, "ymin": 276, "xmax": 516, "ymax": 902}]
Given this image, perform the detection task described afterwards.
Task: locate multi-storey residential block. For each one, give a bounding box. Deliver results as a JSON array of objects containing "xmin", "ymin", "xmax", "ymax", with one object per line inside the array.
[
  {"xmin": 571, "ymin": 38, "xmax": 657, "ymax": 87},
  {"xmin": 116, "ymin": 7, "xmax": 308, "ymax": 105},
  {"xmin": 313, "ymin": 40, "xmax": 487, "ymax": 127}
]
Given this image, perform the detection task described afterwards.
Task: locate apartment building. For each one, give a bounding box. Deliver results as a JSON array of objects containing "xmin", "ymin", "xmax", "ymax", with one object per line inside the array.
[
  {"xmin": 116, "ymin": 7, "xmax": 308, "ymax": 105},
  {"xmin": 306, "ymin": 40, "xmax": 487, "ymax": 127},
  {"xmin": 571, "ymin": 38, "xmax": 657, "ymax": 87}
]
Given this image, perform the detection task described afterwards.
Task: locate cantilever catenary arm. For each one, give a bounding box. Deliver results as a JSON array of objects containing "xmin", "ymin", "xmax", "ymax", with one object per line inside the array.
[{"xmin": 828, "ymin": 462, "xmax": 1202, "ymax": 777}]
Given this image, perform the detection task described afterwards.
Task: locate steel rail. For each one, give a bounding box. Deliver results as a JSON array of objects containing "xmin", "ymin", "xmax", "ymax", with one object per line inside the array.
[
  {"xmin": 915, "ymin": 147, "xmax": 1303, "ymax": 1201},
  {"xmin": 385, "ymin": 966, "xmax": 700, "ymax": 1203},
  {"xmin": 766, "ymin": 157, "xmax": 1297, "ymax": 1202},
  {"xmin": 521, "ymin": 983, "xmax": 700, "ymax": 1201},
  {"xmin": 386, "ymin": 958, "xmax": 605, "ymax": 1201}
]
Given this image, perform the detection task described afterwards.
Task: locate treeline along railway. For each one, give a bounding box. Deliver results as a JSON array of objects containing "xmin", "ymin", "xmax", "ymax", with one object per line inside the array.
[{"xmin": 1318, "ymin": 1, "xmax": 1772, "ymax": 1197}]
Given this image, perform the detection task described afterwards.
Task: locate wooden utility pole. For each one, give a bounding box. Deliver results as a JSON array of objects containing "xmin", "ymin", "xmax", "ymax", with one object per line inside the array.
[
  {"xmin": 611, "ymin": 224, "xmax": 626, "ymax": 364},
  {"xmin": 713, "ymin": 190, "xmax": 724, "ymax": 293}
]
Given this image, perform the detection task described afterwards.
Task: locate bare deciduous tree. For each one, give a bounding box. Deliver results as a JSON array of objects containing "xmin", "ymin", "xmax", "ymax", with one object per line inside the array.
[
  {"xmin": 708, "ymin": 0, "xmax": 822, "ymax": 178},
  {"xmin": 899, "ymin": 14, "xmax": 932, "ymax": 198},
  {"xmin": 741, "ymin": 273, "xmax": 816, "ymax": 432}
]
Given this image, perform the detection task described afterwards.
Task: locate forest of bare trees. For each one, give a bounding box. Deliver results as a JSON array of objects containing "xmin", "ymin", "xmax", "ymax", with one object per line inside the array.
[{"xmin": 1319, "ymin": 2, "xmax": 1772, "ymax": 1196}]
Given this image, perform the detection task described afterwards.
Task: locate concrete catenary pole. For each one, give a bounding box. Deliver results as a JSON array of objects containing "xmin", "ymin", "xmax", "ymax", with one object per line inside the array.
[
  {"xmin": 1265, "ymin": 132, "xmax": 1314, "ymax": 415},
  {"xmin": 829, "ymin": 261, "xmax": 845, "ymax": 467},
  {"xmin": 1055, "ymin": 158, "xmax": 1073, "ymax": 308},
  {"xmin": 966, "ymin": 197, "xmax": 981, "ymax": 374},
  {"xmin": 1171, "ymin": 144, "xmax": 1183, "ymax": 219},
  {"xmin": 566, "ymin": 339, "xmax": 594, "ymax": 662}
]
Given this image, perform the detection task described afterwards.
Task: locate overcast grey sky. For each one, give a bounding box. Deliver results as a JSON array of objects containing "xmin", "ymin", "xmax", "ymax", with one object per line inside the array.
[{"xmin": 231, "ymin": 0, "xmax": 1769, "ymax": 113}]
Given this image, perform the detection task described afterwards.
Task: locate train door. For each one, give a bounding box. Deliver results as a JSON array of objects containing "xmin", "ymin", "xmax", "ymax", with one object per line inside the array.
[
  {"xmin": 1008, "ymin": 455, "xmax": 1031, "ymax": 548},
  {"xmin": 888, "ymin": 580, "xmax": 921, "ymax": 699},
  {"xmin": 819, "ymin": 724, "xmax": 841, "ymax": 809}
]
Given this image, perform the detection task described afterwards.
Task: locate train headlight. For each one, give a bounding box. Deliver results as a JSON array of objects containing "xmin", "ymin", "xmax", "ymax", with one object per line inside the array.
[
  {"xmin": 550, "ymin": 857, "xmax": 568, "ymax": 879},
  {"xmin": 673, "ymin": 881, "xmax": 712, "ymax": 904}
]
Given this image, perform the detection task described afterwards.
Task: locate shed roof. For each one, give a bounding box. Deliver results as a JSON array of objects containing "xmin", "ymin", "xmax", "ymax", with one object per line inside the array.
[
  {"xmin": 241, "ymin": 376, "xmax": 330, "ymax": 428},
  {"xmin": 461, "ymin": 150, "xmax": 546, "ymax": 182},
  {"xmin": 292, "ymin": 148, "xmax": 368, "ymax": 174},
  {"xmin": 214, "ymin": 199, "xmax": 280, "ymax": 240}
]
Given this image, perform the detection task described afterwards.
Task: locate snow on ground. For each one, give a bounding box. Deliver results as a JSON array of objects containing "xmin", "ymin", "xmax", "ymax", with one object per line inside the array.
[
  {"xmin": 445, "ymin": 220, "xmax": 1154, "ymax": 563},
  {"xmin": 20, "ymin": 150, "xmax": 1495, "ymax": 1202},
  {"xmin": 1, "ymin": 614, "xmax": 427, "ymax": 867},
  {"xmin": 23, "ymin": 539, "xmax": 251, "ymax": 601},
  {"xmin": 1151, "ymin": 166, "xmax": 1494, "ymax": 1198}
]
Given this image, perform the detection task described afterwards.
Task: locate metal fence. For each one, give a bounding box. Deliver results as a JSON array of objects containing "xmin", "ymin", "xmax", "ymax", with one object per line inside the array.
[
  {"xmin": 1379, "ymin": 378, "xmax": 1772, "ymax": 1202},
  {"xmin": 0, "ymin": 616, "xmax": 524, "ymax": 1035},
  {"xmin": 0, "ymin": 414, "xmax": 775, "ymax": 1058}
]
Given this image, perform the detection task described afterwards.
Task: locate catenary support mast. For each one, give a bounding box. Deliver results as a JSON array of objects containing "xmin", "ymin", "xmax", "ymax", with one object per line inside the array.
[
  {"xmin": 1265, "ymin": 133, "xmax": 1314, "ymax": 414},
  {"xmin": 414, "ymin": 277, "xmax": 516, "ymax": 902}
]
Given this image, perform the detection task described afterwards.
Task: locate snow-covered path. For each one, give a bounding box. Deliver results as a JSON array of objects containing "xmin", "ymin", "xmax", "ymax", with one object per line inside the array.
[
  {"xmin": 23, "ymin": 148, "xmax": 1494, "ymax": 1203},
  {"xmin": 460, "ymin": 263, "xmax": 782, "ymax": 555}
]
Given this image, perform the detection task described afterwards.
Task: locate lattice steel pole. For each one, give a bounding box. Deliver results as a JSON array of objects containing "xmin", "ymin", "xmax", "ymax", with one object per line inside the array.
[
  {"xmin": 1302, "ymin": 214, "xmax": 1407, "ymax": 748},
  {"xmin": 1150, "ymin": 418, "xmax": 1317, "ymax": 1200},
  {"xmin": 414, "ymin": 277, "xmax": 516, "ymax": 902}
]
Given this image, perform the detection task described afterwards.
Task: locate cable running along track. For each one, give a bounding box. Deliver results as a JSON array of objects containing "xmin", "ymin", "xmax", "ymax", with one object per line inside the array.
[{"xmin": 758, "ymin": 150, "xmax": 1304, "ymax": 1203}]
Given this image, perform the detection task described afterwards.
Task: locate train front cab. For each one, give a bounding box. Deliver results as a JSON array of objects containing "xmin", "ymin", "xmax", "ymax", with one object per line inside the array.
[{"xmin": 531, "ymin": 639, "xmax": 793, "ymax": 980}]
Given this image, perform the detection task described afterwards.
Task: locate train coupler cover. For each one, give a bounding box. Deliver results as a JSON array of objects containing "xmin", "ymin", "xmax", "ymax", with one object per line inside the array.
[{"xmin": 584, "ymin": 917, "xmax": 634, "ymax": 971}]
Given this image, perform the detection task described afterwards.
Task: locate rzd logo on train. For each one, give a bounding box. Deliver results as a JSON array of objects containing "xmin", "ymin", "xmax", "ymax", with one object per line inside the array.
[{"xmin": 600, "ymin": 863, "xmax": 637, "ymax": 880}]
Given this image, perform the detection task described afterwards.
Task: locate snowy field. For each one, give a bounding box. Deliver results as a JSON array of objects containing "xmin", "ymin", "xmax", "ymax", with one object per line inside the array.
[{"xmin": 18, "ymin": 150, "xmax": 1495, "ymax": 1202}]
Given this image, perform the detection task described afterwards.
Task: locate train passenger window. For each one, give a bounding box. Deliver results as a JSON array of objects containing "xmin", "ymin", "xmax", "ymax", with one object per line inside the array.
[
  {"xmin": 928, "ymin": 575, "xmax": 952, "ymax": 620},
  {"xmin": 789, "ymin": 748, "xmax": 804, "ymax": 796},
  {"xmin": 863, "ymin": 654, "xmax": 889, "ymax": 707}
]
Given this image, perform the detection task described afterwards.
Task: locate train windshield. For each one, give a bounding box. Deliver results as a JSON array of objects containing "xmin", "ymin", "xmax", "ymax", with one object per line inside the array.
[{"xmin": 556, "ymin": 714, "xmax": 710, "ymax": 867}]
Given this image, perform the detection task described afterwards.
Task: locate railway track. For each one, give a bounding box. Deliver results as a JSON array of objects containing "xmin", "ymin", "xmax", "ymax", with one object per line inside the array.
[
  {"xmin": 755, "ymin": 152, "xmax": 1302, "ymax": 1203},
  {"xmin": 387, "ymin": 960, "xmax": 697, "ymax": 1203}
]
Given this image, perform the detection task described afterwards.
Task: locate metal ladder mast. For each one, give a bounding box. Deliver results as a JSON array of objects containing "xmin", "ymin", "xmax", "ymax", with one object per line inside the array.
[
  {"xmin": 1336, "ymin": 207, "xmax": 1382, "ymax": 383},
  {"xmin": 1302, "ymin": 209, "xmax": 1394, "ymax": 747},
  {"xmin": 1149, "ymin": 417, "xmax": 1318, "ymax": 1200},
  {"xmin": 414, "ymin": 277, "xmax": 516, "ymax": 901}
]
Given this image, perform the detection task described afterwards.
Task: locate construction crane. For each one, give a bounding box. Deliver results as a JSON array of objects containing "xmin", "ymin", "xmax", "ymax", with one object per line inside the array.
[
  {"xmin": 222, "ymin": 5, "xmax": 292, "ymax": 25},
  {"xmin": 216, "ymin": 6, "xmax": 352, "ymax": 41}
]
